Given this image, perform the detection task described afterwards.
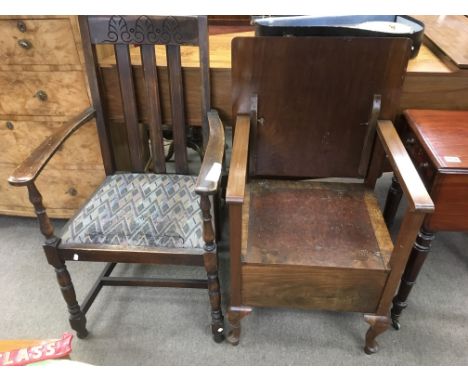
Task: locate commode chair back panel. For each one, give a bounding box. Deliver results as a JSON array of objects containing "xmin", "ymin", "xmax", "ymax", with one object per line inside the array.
[
  {"xmin": 80, "ymin": 15, "xmax": 211, "ymax": 175},
  {"xmin": 232, "ymin": 37, "xmax": 411, "ymax": 179}
]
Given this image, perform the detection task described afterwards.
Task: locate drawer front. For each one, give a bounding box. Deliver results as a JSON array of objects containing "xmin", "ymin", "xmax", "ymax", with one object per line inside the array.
[
  {"xmin": 0, "ymin": 19, "xmax": 80, "ymax": 66},
  {"xmin": 0, "ymin": 71, "xmax": 89, "ymax": 116},
  {"xmin": 426, "ymin": 174, "xmax": 468, "ymax": 232},
  {"xmin": 0, "ymin": 164, "xmax": 105, "ymax": 219},
  {"xmin": 0, "ymin": 119, "xmax": 103, "ymax": 167},
  {"xmin": 401, "ymin": 127, "xmax": 436, "ymax": 188}
]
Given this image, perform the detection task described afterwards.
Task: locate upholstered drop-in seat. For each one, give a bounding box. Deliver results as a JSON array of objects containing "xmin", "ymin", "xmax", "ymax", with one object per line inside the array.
[{"xmin": 60, "ymin": 173, "xmax": 204, "ymax": 249}]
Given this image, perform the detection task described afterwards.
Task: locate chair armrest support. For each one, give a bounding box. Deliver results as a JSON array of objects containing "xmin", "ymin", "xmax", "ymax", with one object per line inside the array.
[
  {"xmin": 377, "ymin": 120, "xmax": 435, "ymax": 213},
  {"xmin": 226, "ymin": 114, "xmax": 251, "ymax": 204},
  {"xmin": 8, "ymin": 107, "xmax": 96, "ymax": 186},
  {"xmin": 195, "ymin": 110, "xmax": 225, "ymax": 195}
]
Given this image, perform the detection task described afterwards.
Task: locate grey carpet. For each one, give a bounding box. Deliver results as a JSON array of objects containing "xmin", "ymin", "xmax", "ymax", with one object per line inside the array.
[{"xmin": 1, "ymin": 158, "xmax": 468, "ymax": 364}]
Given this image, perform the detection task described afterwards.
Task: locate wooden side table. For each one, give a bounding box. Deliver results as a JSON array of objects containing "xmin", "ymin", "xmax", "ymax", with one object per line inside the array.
[{"xmin": 383, "ymin": 109, "xmax": 468, "ymax": 329}]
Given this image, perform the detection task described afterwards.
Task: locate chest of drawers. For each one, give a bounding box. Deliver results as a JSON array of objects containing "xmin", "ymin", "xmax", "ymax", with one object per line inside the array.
[{"xmin": 0, "ymin": 16, "xmax": 105, "ymax": 218}]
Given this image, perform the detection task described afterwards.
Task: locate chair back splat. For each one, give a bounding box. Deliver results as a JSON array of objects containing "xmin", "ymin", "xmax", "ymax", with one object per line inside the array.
[{"xmin": 80, "ymin": 15, "xmax": 211, "ymax": 174}]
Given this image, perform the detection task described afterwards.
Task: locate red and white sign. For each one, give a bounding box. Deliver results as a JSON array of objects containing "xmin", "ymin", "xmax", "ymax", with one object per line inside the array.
[{"xmin": 0, "ymin": 332, "xmax": 73, "ymax": 366}]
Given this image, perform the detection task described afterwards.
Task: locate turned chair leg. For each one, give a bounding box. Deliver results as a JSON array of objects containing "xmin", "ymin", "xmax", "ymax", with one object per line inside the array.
[
  {"xmin": 54, "ymin": 262, "xmax": 88, "ymax": 338},
  {"xmin": 44, "ymin": 246, "xmax": 88, "ymax": 338},
  {"xmin": 200, "ymin": 194, "xmax": 224, "ymax": 343},
  {"xmin": 203, "ymin": 252, "xmax": 224, "ymax": 343},
  {"xmin": 383, "ymin": 175, "xmax": 403, "ymax": 228},
  {"xmin": 27, "ymin": 182, "xmax": 88, "ymax": 338},
  {"xmin": 391, "ymin": 227, "xmax": 434, "ymax": 330},
  {"xmin": 364, "ymin": 315, "xmax": 390, "ymax": 354}
]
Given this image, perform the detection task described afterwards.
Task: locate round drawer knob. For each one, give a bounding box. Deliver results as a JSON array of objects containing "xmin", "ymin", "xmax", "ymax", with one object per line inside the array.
[
  {"xmin": 67, "ymin": 187, "xmax": 78, "ymax": 197},
  {"xmin": 6, "ymin": 121, "xmax": 14, "ymax": 130},
  {"xmin": 18, "ymin": 39, "xmax": 32, "ymax": 49},
  {"xmin": 34, "ymin": 90, "xmax": 48, "ymax": 102},
  {"xmin": 17, "ymin": 20, "xmax": 27, "ymax": 33}
]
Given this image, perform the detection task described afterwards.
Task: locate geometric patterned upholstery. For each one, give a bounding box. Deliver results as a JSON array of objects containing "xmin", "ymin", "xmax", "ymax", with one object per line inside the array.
[{"xmin": 60, "ymin": 173, "xmax": 205, "ymax": 249}]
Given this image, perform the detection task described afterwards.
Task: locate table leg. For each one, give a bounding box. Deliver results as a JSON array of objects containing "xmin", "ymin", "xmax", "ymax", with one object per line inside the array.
[
  {"xmin": 391, "ymin": 226, "xmax": 435, "ymax": 329},
  {"xmin": 383, "ymin": 175, "xmax": 403, "ymax": 228}
]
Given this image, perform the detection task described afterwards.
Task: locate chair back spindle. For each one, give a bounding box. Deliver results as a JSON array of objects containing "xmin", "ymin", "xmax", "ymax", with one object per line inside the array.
[
  {"xmin": 115, "ymin": 44, "xmax": 147, "ymax": 172},
  {"xmin": 140, "ymin": 44, "xmax": 166, "ymax": 173},
  {"xmin": 167, "ymin": 44, "xmax": 189, "ymax": 174},
  {"xmin": 79, "ymin": 15, "xmax": 211, "ymax": 174}
]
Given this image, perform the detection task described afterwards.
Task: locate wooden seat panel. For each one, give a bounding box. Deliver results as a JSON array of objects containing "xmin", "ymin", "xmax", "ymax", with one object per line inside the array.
[{"xmin": 242, "ymin": 179, "xmax": 392, "ymax": 270}]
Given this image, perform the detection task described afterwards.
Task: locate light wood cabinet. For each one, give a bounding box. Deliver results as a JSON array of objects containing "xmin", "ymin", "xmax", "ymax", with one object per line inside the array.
[{"xmin": 0, "ymin": 16, "xmax": 105, "ymax": 218}]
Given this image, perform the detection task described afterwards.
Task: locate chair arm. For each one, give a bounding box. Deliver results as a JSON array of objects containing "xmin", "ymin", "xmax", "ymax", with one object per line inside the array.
[
  {"xmin": 195, "ymin": 110, "xmax": 225, "ymax": 194},
  {"xmin": 226, "ymin": 114, "xmax": 251, "ymax": 204},
  {"xmin": 377, "ymin": 120, "xmax": 435, "ymax": 213},
  {"xmin": 8, "ymin": 107, "xmax": 96, "ymax": 186}
]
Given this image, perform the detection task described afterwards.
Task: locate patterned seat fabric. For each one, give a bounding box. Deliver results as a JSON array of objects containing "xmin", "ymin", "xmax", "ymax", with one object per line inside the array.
[{"xmin": 60, "ymin": 173, "xmax": 204, "ymax": 249}]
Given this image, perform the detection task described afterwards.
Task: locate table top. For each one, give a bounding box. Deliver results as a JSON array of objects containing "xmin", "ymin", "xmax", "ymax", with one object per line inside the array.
[
  {"xmin": 100, "ymin": 25, "xmax": 455, "ymax": 74},
  {"xmin": 415, "ymin": 15, "xmax": 468, "ymax": 69},
  {"xmin": 405, "ymin": 109, "xmax": 468, "ymax": 171}
]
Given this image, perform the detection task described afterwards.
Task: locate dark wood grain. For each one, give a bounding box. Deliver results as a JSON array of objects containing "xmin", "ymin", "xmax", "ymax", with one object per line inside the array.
[
  {"xmin": 226, "ymin": 114, "xmax": 250, "ymax": 203},
  {"xmin": 242, "ymin": 265, "xmax": 387, "ymax": 312},
  {"xmin": 11, "ymin": 16, "xmax": 225, "ymax": 343},
  {"xmin": 26, "ymin": 182, "xmax": 56, "ymax": 241},
  {"xmin": 376, "ymin": 209, "xmax": 426, "ymax": 316},
  {"xmin": 232, "ymin": 36, "xmax": 411, "ymax": 179},
  {"xmin": 244, "ymin": 180, "xmax": 392, "ymax": 271},
  {"xmin": 198, "ymin": 16, "xmax": 211, "ymax": 146},
  {"xmin": 195, "ymin": 110, "xmax": 225, "ymax": 194},
  {"xmin": 167, "ymin": 44, "xmax": 188, "ymax": 173},
  {"xmin": 390, "ymin": 109, "xmax": 468, "ymax": 231},
  {"xmin": 140, "ymin": 44, "xmax": 166, "ymax": 173},
  {"xmin": 78, "ymin": 16, "xmax": 115, "ymax": 175},
  {"xmin": 427, "ymin": 174, "xmax": 468, "ymax": 231},
  {"xmin": 8, "ymin": 107, "xmax": 95, "ymax": 185},
  {"xmin": 203, "ymin": 252, "xmax": 224, "ymax": 342},
  {"xmin": 95, "ymin": 31, "xmax": 468, "ymax": 140},
  {"xmin": 115, "ymin": 44, "xmax": 146, "ymax": 172},
  {"xmin": 226, "ymin": 35, "xmax": 432, "ymax": 353},
  {"xmin": 364, "ymin": 315, "xmax": 390, "ymax": 354},
  {"xmin": 87, "ymin": 16, "xmax": 200, "ymax": 46},
  {"xmin": 404, "ymin": 109, "xmax": 468, "ymax": 171},
  {"xmin": 59, "ymin": 244, "xmax": 205, "ymax": 265},
  {"xmin": 390, "ymin": 227, "xmax": 434, "ymax": 329},
  {"xmin": 358, "ymin": 94, "xmax": 381, "ymax": 176},
  {"xmin": 377, "ymin": 120, "xmax": 434, "ymax": 213},
  {"xmin": 386, "ymin": 108, "xmax": 468, "ymax": 327}
]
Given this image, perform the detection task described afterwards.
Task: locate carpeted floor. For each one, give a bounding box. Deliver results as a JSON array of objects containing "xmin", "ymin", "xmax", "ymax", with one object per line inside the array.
[{"xmin": 1, "ymin": 171, "xmax": 468, "ymax": 365}]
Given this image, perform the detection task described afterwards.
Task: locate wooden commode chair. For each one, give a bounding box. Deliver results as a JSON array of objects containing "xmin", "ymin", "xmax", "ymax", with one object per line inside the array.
[{"xmin": 226, "ymin": 36, "xmax": 435, "ymax": 353}]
